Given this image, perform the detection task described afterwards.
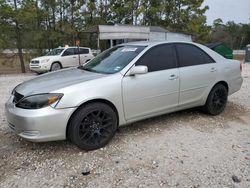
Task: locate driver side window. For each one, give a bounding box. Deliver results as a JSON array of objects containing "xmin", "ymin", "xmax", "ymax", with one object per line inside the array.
[
  {"xmin": 136, "ymin": 44, "xmax": 177, "ymax": 72},
  {"xmin": 62, "ymin": 48, "xmax": 75, "ymax": 56}
]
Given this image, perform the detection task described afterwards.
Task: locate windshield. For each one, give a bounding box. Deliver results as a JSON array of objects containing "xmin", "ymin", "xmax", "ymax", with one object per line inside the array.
[
  {"xmin": 79, "ymin": 45, "xmax": 146, "ymax": 74},
  {"xmin": 46, "ymin": 48, "xmax": 64, "ymax": 56}
]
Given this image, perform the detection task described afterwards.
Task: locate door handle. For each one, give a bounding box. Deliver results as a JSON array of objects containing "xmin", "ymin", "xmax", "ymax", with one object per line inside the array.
[
  {"xmin": 169, "ymin": 74, "xmax": 178, "ymax": 80},
  {"xmin": 210, "ymin": 67, "xmax": 216, "ymax": 72},
  {"xmin": 73, "ymin": 56, "xmax": 77, "ymax": 58}
]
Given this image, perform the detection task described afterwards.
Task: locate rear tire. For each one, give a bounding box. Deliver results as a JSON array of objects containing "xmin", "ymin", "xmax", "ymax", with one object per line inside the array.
[
  {"xmin": 50, "ymin": 62, "xmax": 61, "ymax": 71},
  {"xmin": 203, "ymin": 84, "xmax": 228, "ymax": 115},
  {"xmin": 68, "ymin": 102, "xmax": 117, "ymax": 150}
]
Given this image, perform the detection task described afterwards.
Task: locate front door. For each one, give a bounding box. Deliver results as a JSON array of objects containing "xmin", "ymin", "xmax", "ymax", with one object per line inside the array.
[
  {"xmin": 122, "ymin": 44, "xmax": 179, "ymax": 121},
  {"xmin": 61, "ymin": 48, "xmax": 78, "ymax": 67}
]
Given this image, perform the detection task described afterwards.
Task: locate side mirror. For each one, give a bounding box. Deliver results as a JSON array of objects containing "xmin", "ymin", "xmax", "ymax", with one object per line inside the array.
[{"xmin": 128, "ymin": 65, "xmax": 148, "ymax": 76}]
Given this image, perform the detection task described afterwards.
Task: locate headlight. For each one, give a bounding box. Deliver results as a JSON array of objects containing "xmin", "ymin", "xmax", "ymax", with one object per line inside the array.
[
  {"xmin": 16, "ymin": 93, "xmax": 63, "ymax": 109},
  {"xmin": 41, "ymin": 59, "xmax": 50, "ymax": 63}
]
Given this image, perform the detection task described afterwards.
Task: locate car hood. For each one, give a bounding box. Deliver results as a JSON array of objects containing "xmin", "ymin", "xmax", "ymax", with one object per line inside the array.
[{"xmin": 15, "ymin": 68, "xmax": 107, "ymax": 96}]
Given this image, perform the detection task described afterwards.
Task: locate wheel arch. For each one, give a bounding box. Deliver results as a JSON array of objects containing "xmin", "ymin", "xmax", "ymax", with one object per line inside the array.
[
  {"xmin": 66, "ymin": 98, "xmax": 119, "ymax": 139},
  {"xmin": 51, "ymin": 61, "xmax": 62, "ymax": 68},
  {"xmin": 203, "ymin": 80, "xmax": 229, "ymax": 115},
  {"xmin": 203, "ymin": 80, "xmax": 229, "ymax": 105},
  {"xmin": 213, "ymin": 80, "xmax": 229, "ymax": 92}
]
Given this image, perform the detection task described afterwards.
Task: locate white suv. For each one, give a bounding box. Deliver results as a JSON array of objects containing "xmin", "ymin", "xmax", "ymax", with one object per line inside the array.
[{"xmin": 29, "ymin": 47, "xmax": 95, "ymax": 73}]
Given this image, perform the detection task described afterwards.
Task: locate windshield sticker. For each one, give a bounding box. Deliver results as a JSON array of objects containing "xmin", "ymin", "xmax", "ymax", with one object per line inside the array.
[
  {"xmin": 121, "ymin": 48, "xmax": 137, "ymax": 52},
  {"xmin": 114, "ymin": 66, "xmax": 121, "ymax": 71}
]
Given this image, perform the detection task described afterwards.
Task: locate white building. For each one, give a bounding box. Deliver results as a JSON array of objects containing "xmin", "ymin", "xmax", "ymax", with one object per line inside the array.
[
  {"xmin": 149, "ymin": 26, "xmax": 192, "ymax": 42},
  {"xmin": 82, "ymin": 24, "xmax": 192, "ymax": 50}
]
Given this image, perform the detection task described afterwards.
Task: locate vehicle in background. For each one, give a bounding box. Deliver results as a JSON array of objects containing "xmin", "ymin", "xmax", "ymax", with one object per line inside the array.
[{"xmin": 29, "ymin": 46, "xmax": 94, "ymax": 73}]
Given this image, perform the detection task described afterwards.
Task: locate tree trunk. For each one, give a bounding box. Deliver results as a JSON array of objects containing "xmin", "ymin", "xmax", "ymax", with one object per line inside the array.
[
  {"xmin": 70, "ymin": 0, "xmax": 76, "ymax": 45},
  {"xmin": 14, "ymin": 0, "xmax": 25, "ymax": 73},
  {"xmin": 134, "ymin": 0, "xmax": 140, "ymax": 25}
]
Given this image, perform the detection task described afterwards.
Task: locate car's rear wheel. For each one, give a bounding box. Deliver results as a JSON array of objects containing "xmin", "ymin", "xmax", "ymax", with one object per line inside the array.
[
  {"xmin": 50, "ymin": 62, "xmax": 61, "ymax": 71},
  {"xmin": 203, "ymin": 84, "xmax": 228, "ymax": 115},
  {"xmin": 68, "ymin": 102, "xmax": 117, "ymax": 150}
]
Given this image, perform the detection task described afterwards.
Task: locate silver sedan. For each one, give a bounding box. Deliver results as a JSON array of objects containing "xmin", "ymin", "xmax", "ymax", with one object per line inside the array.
[{"xmin": 5, "ymin": 41, "xmax": 243, "ymax": 150}]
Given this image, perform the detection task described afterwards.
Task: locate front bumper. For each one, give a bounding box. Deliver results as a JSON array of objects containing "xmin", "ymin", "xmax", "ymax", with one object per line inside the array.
[
  {"xmin": 29, "ymin": 63, "xmax": 50, "ymax": 73},
  {"xmin": 5, "ymin": 96, "xmax": 76, "ymax": 142}
]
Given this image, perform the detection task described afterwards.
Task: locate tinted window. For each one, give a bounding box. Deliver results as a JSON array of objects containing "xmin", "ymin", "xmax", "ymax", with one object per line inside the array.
[
  {"xmin": 62, "ymin": 48, "xmax": 75, "ymax": 56},
  {"xmin": 176, "ymin": 44, "xmax": 215, "ymax": 67},
  {"xmin": 79, "ymin": 48, "xmax": 89, "ymax": 54},
  {"xmin": 75, "ymin": 48, "xmax": 89, "ymax": 54},
  {"xmin": 136, "ymin": 44, "xmax": 176, "ymax": 72}
]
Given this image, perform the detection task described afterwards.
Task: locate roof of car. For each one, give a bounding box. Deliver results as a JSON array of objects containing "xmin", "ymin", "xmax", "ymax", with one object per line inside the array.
[
  {"xmin": 121, "ymin": 40, "xmax": 194, "ymax": 47},
  {"xmin": 56, "ymin": 46, "xmax": 90, "ymax": 49},
  {"xmin": 205, "ymin": 42, "xmax": 222, "ymax": 49}
]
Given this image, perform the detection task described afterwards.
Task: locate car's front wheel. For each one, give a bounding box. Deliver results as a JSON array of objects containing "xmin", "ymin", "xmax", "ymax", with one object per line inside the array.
[
  {"xmin": 203, "ymin": 84, "xmax": 228, "ymax": 115},
  {"xmin": 68, "ymin": 102, "xmax": 117, "ymax": 150}
]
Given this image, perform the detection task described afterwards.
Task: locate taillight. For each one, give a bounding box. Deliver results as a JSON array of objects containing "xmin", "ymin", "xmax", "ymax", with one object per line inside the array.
[{"xmin": 240, "ymin": 63, "xmax": 243, "ymax": 73}]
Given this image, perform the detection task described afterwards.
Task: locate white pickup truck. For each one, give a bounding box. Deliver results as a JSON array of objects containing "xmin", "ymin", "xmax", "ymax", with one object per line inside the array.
[{"xmin": 29, "ymin": 46, "xmax": 95, "ymax": 73}]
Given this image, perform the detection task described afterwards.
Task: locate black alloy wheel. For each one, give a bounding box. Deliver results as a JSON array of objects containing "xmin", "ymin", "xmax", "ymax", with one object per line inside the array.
[
  {"xmin": 68, "ymin": 102, "xmax": 117, "ymax": 150},
  {"xmin": 203, "ymin": 84, "xmax": 228, "ymax": 115}
]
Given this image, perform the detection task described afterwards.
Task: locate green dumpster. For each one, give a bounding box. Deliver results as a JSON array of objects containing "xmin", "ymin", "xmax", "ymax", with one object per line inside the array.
[{"xmin": 206, "ymin": 42, "xmax": 233, "ymax": 59}]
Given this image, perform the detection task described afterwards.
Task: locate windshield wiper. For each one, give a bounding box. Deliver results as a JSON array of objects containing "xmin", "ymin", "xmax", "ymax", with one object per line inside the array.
[
  {"xmin": 78, "ymin": 66, "xmax": 100, "ymax": 73},
  {"xmin": 78, "ymin": 66, "xmax": 110, "ymax": 74}
]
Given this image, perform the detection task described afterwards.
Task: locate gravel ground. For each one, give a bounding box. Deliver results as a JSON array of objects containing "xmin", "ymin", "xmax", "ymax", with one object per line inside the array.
[{"xmin": 0, "ymin": 65, "xmax": 250, "ymax": 188}]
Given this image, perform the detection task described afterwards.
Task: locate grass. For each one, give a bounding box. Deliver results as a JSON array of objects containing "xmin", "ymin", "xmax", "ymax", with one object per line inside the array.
[{"xmin": 0, "ymin": 53, "xmax": 32, "ymax": 74}]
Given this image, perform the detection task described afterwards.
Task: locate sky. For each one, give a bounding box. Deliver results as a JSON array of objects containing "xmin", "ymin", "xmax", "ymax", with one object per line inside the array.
[{"xmin": 203, "ymin": 0, "xmax": 250, "ymax": 25}]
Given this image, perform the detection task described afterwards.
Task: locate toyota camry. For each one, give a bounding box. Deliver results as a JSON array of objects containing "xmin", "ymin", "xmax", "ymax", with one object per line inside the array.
[{"xmin": 5, "ymin": 41, "xmax": 243, "ymax": 150}]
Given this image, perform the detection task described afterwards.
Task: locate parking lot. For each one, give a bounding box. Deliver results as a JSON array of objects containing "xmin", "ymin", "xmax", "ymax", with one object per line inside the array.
[{"xmin": 0, "ymin": 65, "xmax": 250, "ymax": 188}]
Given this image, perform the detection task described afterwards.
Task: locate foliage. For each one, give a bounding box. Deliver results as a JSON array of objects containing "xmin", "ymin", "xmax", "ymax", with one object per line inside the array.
[
  {"xmin": 211, "ymin": 20, "xmax": 250, "ymax": 49},
  {"xmin": 0, "ymin": 0, "xmax": 213, "ymax": 51}
]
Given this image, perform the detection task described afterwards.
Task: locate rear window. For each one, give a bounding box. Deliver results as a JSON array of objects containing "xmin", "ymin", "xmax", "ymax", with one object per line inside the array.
[
  {"xmin": 79, "ymin": 48, "xmax": 89, "ymax": 54},
  {"xmin": 176, "ymin": 44, "xmax": 215, "ymax": 67}
]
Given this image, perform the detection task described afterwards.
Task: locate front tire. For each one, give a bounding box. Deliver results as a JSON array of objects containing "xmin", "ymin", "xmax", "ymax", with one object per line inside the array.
[
  {"xmin": 203, "ymin": 84, "xmax": 228, "ymax": 115},
  {"xmin": 68, "ymin": 102, "xmax": 117, "ymax": 150}
]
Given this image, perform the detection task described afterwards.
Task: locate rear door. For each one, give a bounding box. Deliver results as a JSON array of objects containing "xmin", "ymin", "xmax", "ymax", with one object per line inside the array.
[
  {"xmin": 175, "ymin": 43, "xmax": 217, "ymax": 107},
  {"xmin": 78, "ymin": 48, "xmax": 91, "ymax": 64},
  {"xmin": 122, "ymin": 44, "xmax": 180, "ymax": 120}
]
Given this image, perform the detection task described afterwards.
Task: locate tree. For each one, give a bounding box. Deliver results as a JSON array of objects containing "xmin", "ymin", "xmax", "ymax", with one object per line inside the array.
[
  {"xmin": 1, "ymin": 0, "xmax": 228, "ymax": 73},
  {"xmin": 0, "ymin": 0, "xmax": 26, "ymax": 72},
  {"xmin": 162, "ymin": 0, "xmax": 210, "ymax": 42},
  {"xmin": 141, "ymin": 0, "xmax": 163, "ymax": 25},
  {"xmin": 211, "ymin": 19, "xmax": 250, "ymax": 49}
]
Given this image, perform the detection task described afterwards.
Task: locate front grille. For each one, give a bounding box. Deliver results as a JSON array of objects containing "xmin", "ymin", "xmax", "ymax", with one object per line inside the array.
[
  {"xmin": 31, "ymin": 60, "xmax": 39, "ymax": 64},
  {"xmin": 13, "ymin": 91, "xmax": 24, "ymax": 103}
]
